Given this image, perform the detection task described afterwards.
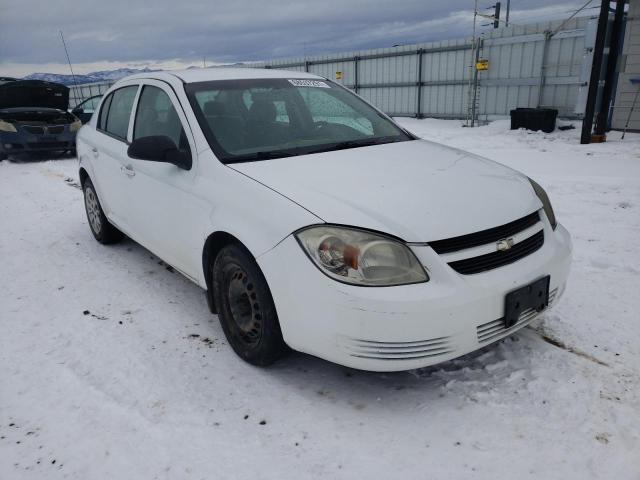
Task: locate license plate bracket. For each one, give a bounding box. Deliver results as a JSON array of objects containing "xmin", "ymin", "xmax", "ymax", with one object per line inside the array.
[{"xmin": 504, "ymin": 275, "xmax": 550, "ymax": 328}]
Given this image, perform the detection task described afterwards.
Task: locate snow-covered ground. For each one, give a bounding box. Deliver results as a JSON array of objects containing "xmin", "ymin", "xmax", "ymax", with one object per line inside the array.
[{"xmin": 1, "ymin": 119, "xmax": 639, "ymax": 479}]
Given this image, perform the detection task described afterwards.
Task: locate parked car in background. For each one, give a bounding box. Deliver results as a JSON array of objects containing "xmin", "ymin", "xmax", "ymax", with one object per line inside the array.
[
  {"xmin": 77, "ymin": 68, "xmax": 572, "ymax": 372},
  {"xmin": 71, "ymin": 95, "xmax": 102, "ymax": 124},
  {"xmin": 0, "ymin": 79, "xmax": 81, "ymax": 160}
]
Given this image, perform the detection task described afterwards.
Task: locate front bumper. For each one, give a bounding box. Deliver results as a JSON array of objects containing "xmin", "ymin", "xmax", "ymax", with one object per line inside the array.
[
  {"xmin": 258, "ymin": 220, "xmax": 572, "ymax": 372},
  {"xmin": 0, "ymin": 130, "xmax": 76, "ymax": 155}
]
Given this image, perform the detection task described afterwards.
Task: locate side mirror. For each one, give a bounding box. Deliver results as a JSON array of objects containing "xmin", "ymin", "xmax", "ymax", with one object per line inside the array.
[
  {"xmin": 127, "ymin": 135, "xmax": 192, "ymax": 170},
  {"xmin": 72, "ymin": 107, "xmax": 84, "ymax": 115}
]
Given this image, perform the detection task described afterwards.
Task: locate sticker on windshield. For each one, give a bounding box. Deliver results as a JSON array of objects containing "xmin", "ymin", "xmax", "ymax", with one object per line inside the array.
[{"xmin": 288, "ymin": 79, "xmax": 330, "ymax": 88}]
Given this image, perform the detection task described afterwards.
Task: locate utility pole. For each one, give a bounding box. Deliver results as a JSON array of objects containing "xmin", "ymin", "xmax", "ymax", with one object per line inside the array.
[
  {"xmin": 493, "ymin": 2, "xmax": 501, "ymax": 28},
  {"xmin": 466, "ymin": 0, "xmax": 479, "ymax": 126},
  {"xmin": 478, "ymin": 3, "xmax": 502, "ymax": 29},
  {"xmin": 580, "ymin": 0, "xmax": 610, "ymax": 144},
  {"xmin": 505, "ymin": 0, "xmax": 510, "ymax": 27},
  {"xmin": 593, "ymin": 0, "xmax": 626, "ymax": 138}
]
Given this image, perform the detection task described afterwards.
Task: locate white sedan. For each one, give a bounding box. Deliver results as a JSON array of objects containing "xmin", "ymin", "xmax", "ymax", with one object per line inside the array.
[{"xmin": 76, "ymin": 68, "xmax": 572, "ymax": 371}]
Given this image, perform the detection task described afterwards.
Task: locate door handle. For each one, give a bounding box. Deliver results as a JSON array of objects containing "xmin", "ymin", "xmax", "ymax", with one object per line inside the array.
[{"xmin": 121, "ymin": 165, "xmax": 136, "ymax": 177}]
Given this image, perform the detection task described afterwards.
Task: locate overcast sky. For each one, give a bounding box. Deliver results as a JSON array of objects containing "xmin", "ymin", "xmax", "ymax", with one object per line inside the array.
[{"xmin": 0, "ymin": 0, "xmax": 591, "ymax": 77}]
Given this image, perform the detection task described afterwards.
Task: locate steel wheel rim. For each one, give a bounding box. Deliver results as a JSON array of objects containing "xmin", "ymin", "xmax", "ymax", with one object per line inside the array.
[
  {"xmin": 85, "ymin": 187, "xmax": 102, "ymax": 234},
  {"xmin": 227, "ymin": 267, "xmax": 262, "ymax": 346}
]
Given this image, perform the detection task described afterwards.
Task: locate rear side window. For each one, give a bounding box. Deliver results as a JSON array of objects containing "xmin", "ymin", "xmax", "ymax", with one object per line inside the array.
[
  {"xmin": 100, "ymin": 86, "xmax": 138, "ymax": 140},
  {"xmin": 133, "ymin": 85, "xmax": 190, "ymax": 152}
]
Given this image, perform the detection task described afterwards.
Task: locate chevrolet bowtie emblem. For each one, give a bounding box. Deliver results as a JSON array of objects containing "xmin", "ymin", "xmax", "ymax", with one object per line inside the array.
[{"xmin": 496, "ymin": 238, "xmax": 515, "ymax": 251}]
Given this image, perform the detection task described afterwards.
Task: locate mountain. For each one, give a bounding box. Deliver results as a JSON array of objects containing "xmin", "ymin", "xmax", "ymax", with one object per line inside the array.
[
  {"xmin": 23, "ymin": 68, "xmax": 157, "ymax": 86},
  {"xmin": 22, "ymin": 63, "xmax": 249, "ymax": 86}
]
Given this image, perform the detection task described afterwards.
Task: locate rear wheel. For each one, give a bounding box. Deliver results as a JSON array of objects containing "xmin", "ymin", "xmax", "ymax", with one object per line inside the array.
[
  {"xmin": 83, "ymin": 178, "xmax": 124, "ymax": 244},
  {"xmin": 212, "ymin": 244, "xmax": 289, "ymax": 366}
]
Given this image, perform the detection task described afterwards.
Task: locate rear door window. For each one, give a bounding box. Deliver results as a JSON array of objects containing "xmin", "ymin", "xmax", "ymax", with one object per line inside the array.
[{"xmin": 102, "ymin": 86, "xmax": 138, "ymax": 140}]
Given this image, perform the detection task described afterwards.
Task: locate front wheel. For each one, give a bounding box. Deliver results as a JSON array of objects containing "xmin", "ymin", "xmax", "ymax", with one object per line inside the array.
[
  {"xmin": 83, "ymin": 178, "xmax": 124, "ymax": 244},
  {"xmin": 212, "ymin": 244, "xmax": 289, "ymax": 366}
]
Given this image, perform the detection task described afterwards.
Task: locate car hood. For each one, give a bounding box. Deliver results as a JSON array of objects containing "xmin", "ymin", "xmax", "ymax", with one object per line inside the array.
[
  {"xmin": 0, "ymin": 80, "xmax": 69, "ymax": 110},
  {"xmin": 0, "ymin": 107, "xmax": 75, "ymax": 124},
  {"xmin": 230, "ymin": 139, "xmax": 541, "ymax": 242}
]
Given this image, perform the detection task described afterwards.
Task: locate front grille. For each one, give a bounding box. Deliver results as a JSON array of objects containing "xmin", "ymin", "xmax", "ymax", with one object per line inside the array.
[
  {"xmin": 343, "ymin": 336, "xmax": 453, "ymax": 361},
  {"xmin": 429, "ymin": 211, "xmax": 540, "ymax": 254},
  {"xmin": 22, "ymin": 125, "xmax": 65, "ymax": 135},
  {"xmin": 23, "ymin": 125, "xmax": 45, "ymax": 134},
  {"xmin": 27, "ymin": 141, "xmax": 69, "ymax": 150},
  {"xmin": 448, "ymin": 230, "xmax": 544, "ymax": 275},
  {"xmin": 477, "ymin": 288, "xmax": 558, "ymax": 343}
]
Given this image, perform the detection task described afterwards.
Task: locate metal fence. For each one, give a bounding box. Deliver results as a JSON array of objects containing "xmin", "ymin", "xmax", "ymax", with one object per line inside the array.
[
  {"xmin": 68, "ymin": 81, "xmax": 114, "ymax": 108},
  {"xmin": 69, "ymin": 16, "xmax": 596, "ymax": 120},
  {"xmin": 250, "ymin": 16, "xmax": 595, "ymax": 120}
]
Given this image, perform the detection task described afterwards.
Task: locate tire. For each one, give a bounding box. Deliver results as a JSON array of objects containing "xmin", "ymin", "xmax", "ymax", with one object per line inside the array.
[
  {"xmin": 83, "ymin": 178, "xmax": 124, "ymax": 244},
  {"xmin": 212, "ymin": 244, "xmax": 289, "ymax": 366}
]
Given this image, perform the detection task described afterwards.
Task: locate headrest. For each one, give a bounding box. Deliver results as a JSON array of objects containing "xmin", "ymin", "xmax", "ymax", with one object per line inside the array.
[
  {"xmin": 203, "ymin": 101, "xmax": 227, "ymax": 116},
  {"xmin": 248, "ymin": 98, "xmax": 276, "ymax": 122}
]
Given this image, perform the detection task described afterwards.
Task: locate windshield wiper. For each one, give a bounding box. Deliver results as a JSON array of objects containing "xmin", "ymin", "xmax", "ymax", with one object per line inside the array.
[
  {"xmin": 225, "ymin": 150, "xmax": 297, "ymax": 163},
  {"xmin": 308, "ymin": 137, "xmax": 403, "ymax": 155},
  {"xmin": 331, "ymin": 139, "xmax": 383, "ymax": 151},
  {"xmin": 224, "ymin": 137, "xmax": 406, "ymax": 164}
]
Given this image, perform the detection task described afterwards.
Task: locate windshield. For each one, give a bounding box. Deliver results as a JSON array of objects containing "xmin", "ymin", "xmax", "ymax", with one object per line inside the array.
[{"xmin": 185, "ymin": 78, "xmax": 413, "ymax": 163}]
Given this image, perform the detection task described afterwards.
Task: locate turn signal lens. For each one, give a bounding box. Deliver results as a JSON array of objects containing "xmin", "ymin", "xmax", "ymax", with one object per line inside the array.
[
  {"xmin": 0, "ymin": 120, "xmax": 17, "ymax": 133},
  {"xmin": 296, "ymin": 226, "xmax": 428, "ymax": 286},
  {"xmin": 528, "ymin": 178, "xmax": 557, "ymax": 230}
]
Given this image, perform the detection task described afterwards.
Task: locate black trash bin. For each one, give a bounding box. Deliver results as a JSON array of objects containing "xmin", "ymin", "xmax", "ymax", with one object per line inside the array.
[{"xmin": 510, "ymin": 108, "xmax": 558, "ymax": 133}]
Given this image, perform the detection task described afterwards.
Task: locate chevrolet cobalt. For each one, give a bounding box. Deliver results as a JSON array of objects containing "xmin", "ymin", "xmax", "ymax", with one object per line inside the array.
[{"xmin": 76, "ymin": 69, "xmax": 572, "ymax": 371}]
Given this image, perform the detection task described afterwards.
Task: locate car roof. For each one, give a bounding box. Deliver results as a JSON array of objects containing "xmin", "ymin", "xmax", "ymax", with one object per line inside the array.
[{"xmin": 122, "ymin": 67, "xmax": 324, "ymax": 84}]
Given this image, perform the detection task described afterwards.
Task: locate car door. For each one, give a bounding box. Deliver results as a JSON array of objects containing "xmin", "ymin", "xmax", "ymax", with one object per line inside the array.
[
  {"xmin": 90, "ymin": 84, "xmax": 140, "ymax": 233},
  {"xmin": 124, "ymin": 80, "xmax": 204, "ymax": 280}
]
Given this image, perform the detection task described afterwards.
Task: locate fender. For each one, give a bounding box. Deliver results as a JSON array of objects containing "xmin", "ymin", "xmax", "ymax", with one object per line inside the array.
[{"xmin": 195, "ymin": 155, "xmax": 322, "ymax": 286}]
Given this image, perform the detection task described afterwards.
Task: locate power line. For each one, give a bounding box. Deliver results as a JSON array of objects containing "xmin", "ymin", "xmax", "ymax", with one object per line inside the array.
[{"xmin": 550, "ymin": 0, "xmax": 594, "ymax": 37}]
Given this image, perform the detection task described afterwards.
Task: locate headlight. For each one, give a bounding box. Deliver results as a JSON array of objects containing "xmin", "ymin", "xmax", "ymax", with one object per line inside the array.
[
  {"xmin": 295, "ymin": 225, "xmax": 428, "ymax": 286},
  {"xmin": 528, "ymin": 178, "xmax": 557, "ymax": 229},
  {"xmin": 69, "ymin": 119, "xmax": 82, "ymax": 132},
  {"xmin": 0, "ymin": 119, "xmax": 17, "ymax": 133}
]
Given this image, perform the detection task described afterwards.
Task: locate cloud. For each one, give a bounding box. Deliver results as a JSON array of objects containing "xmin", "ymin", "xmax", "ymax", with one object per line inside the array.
[
  {"xmin": 0, "ymin": 59, "xmax": 208, "ymax": 78},
  {"xmin": 0, "ymin": 0, "xmax": 589, "ymax": 77}
]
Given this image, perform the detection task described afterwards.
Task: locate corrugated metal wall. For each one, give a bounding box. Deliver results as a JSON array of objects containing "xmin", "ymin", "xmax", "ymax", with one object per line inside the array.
[
  {"xmin": 251, "ymin": 16, "xmax": 594, "ymax": 119},
  {"xmin": 611, "ymin": 0, "xmax": 640, "ymax": 132}
]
